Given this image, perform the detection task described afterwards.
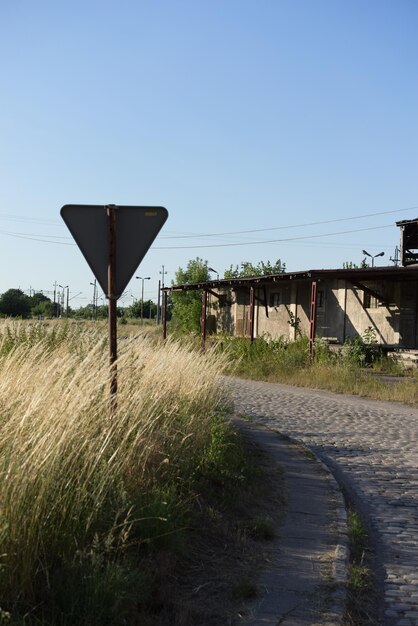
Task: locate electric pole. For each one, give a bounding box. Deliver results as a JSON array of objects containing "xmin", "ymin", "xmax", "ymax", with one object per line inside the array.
[{"xmin": 158, "ymin": 265, "xmax": 167, "ymax": 324}]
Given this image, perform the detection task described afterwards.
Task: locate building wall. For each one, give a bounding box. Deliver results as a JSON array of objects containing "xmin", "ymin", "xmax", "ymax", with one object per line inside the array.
[
  {"xmin": 399, "ymin": 281, "xmax": 418, "ymax": 347},
  {"xmin": 256, "ymin": 284, "xmax": 294, "ymax": 339},
  {"xmin": 207, "ymin": 276, "xmax": 418, "ymax": 348},
  {"xmin": 315, "ymin": 280, "xmax": 347, "ymax": 343},
  {"xmin": 343, "ymin": 282, "xmax": 400, "ymax": 345},
  {"xmin": 221, "ymin": 278, "xmax": 412, "ymax": 347}
]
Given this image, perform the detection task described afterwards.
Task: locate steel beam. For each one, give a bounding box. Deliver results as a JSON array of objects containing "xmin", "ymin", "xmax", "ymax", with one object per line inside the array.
[
  {"xmin": 201, "ymin": 289, "xmax": 208, "ymax": 351},
  {"xmin": 249, "ymin": 285, "xmax": 255, "ymax": 342},
  {"xmin": 309, "ymin": 280, "xmax": 318, "ymax": 362}
]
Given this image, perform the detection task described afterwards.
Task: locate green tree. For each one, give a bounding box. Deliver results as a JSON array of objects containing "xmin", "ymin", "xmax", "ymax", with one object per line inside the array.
[
  {"xmin": 30, "ymin": 292, "xmax": 55, "ymax": 318},
  {"xmin": 125, "ymin": 299, "xmax": 158, "ymax": 319},
  {"xmin": 73, "ymin": 304, "xmax": 108, "ymax": 320},
  {"xmin": 342, "ymin": 258, "xmax": 368, "ymax": 269},
  {"xmin": 224, "ymin": 259, "xmax": 286, "ymax": 278},
  {"xmin": 0, "ymin": 289, "xmax": 31, "ymax": 318},
  {"xmin": 171, "ymin": 257, "xmax": 211, "ymax": 332}
]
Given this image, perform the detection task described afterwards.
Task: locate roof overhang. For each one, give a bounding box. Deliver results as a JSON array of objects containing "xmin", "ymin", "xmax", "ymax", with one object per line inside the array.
[{"xmin": 164, "ymin": 265, "xmax": 418, "ymax": 293}]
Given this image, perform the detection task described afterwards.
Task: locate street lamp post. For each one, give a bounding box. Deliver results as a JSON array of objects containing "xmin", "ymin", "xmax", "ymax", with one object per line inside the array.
[
  {"xmin": 208, "ymin": 267, "xmax": 219, "ymax": 280},
  {"xmin": 136, "ymin": 276, "xmax": 151, "ymax": 323},
  {"xmin": 362, "ymin": 250, "xmax": 385, "ymax": 268}
]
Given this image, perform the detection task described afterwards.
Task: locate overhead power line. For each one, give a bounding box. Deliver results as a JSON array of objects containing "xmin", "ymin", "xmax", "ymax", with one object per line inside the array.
[
  {"xmin": 0, "ymin": 229, "xmax": 75, "ymax": 245},
  {"xmin": 155, "ymin": 224, "xmax": 394, "ymax": 250},
  {"xmin": 0, "ymin": 204, "xmax": 415, "ymax": 248},
  {"xmin": 0, "ymin": 214, "xmax": 56, "ymax": 225},
  {"xmin": 159, "ymin": 205, "xmax": 418, "ymax": 239}
]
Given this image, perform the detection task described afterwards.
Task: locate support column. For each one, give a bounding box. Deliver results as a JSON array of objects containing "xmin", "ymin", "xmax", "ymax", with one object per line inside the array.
[
  {"xmin": 162, "ymin": 290, "xmax": 168, "ymax": 340},
  {"xmin": 249, "ymin": 285, "xmax": 255, "ymax": 342},
  {"xmin": 201, "ymin": 289, "xmax": 207, "ymax": 351},
  {"xmin": 309, "ymin": 280, "xmax": 318, "ymax": 362}
]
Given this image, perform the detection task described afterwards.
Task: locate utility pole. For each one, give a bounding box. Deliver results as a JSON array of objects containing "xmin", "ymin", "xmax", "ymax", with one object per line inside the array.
[
  {"xmin": 90, "ymin": 279, "xmax": 97, "ymax": 319},
  {"xmin": 53, "ymin": 281, "xmax": 58, "ymax": 317},
  {"xmin": 136, "ymin": 276, "xmax": 151, "ymax": 323},
  {"xmin": 59, "ymin": 284, "xmax": 69, "ymax": 317},
  {"xmin": 158, "ymin": 265, "xmax": 167, "ymax": 325},
  {"xmin": 160, "ymin": 264, "xmax": 167, "ymax": 289},
  {"xmin": 390, "ymin": 246, "xmax": 400, "ymax": 266}
]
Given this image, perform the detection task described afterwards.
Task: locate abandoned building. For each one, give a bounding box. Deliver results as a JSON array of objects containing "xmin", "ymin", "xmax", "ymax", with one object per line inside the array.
[{"xmin": 163, "ymin": 219, "xmax": 418, "ymax": 355}]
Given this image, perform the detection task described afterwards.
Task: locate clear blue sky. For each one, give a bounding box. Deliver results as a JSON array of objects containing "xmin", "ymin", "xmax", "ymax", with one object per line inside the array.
[{"xmin": 1, "ymin": 0, "xmax": 417, "ymax": 307}]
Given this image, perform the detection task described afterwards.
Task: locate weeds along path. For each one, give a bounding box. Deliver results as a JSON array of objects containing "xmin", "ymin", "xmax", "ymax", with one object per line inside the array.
[{"xmin": 225, "ymin": 376, "xmax": 418, "ymax": 626}]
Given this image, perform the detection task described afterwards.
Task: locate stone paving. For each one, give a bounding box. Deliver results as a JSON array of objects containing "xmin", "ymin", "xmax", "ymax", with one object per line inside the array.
[{"xmin": 225, "ymin": 378, "xmax": 418, "ymax": 626}]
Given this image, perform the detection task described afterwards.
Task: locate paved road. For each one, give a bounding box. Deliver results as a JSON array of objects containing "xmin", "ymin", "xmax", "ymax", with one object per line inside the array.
[{"xmin": 226, "ymin": 377, "xmax": 418, "ymax": 626}]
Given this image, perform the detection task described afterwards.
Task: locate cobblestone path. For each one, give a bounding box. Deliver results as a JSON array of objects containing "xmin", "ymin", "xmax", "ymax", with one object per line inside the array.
[{"xmin": 226, "ymin": 378, "xmax": 418, "ymax": 626}]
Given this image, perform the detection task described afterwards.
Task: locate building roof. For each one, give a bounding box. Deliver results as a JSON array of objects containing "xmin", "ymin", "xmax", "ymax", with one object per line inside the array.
[
  {"xmin": 396, "ymin": 217, "xmax": 418, "ymax": 226},
  {"xmin": 164, "ymin": 265, "xmax": 418, "ymax": 292}
]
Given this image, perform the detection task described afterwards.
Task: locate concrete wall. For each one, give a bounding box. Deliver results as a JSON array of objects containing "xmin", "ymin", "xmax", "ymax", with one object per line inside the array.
[
  {"xmin": 343, "ymin": 281, "xmax": 400, "ymax": 345},
  {"xmin": 217, "ymin": 278, "xmax": 416, "ymax": 347},
  {"xmin": 256, "ymin": 284, "xmax": 293, "ymax": 339}
]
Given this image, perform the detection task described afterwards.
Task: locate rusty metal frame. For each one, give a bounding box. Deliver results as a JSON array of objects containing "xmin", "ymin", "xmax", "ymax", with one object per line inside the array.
[
  {"xmin": 201, "ymin": 289, "xmax": 208, "ymax": 351},
  {"xmin": 162, "ymin": 289, "xmax": 168, "ymax": 339},
  {"xmin": 309, "ymin": 280, "xmax": 318, "ymax": 362},
  {"xmin": 249, "ymin": 286, "xmax": 255, "ymax": 342},
  {"xmin": 107, "ymin": 205, "xmax": 117, "ymax": 413},
  {"xmin": 254, "ymin": 286, "xmax": 268, "ymax": 318}
]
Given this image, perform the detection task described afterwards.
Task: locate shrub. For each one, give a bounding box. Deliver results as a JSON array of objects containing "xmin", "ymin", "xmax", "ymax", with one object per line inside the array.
[{"xmin": 340, "ymin": 327, "xmax": 381, "ymax": 367}]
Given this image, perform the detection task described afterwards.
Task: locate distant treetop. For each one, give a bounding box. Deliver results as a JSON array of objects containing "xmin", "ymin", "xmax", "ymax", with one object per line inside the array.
[{"xmin": 224, "ymin": 259, "xmax": 286, "ymax": 279}]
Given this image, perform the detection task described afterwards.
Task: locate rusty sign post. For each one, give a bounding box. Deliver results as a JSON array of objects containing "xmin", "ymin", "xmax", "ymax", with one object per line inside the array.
[
  {"xmin": 61, "ymin": 204, "xmax": 168, "ymax": 411},
  {"xmin": 107, "ymin": 206, "xmax": 118, "ymax": 410}
]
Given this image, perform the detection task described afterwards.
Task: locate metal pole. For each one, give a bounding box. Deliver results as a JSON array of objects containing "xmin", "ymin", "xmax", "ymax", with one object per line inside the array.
[
  {"xmin": 107, "ymin": 205, "xmax": 117, "ymax": 412},
  {"xmin": 249, "ymin": 285, "xmax": 255, "ymax": 342},
  {"xmin": 156, "ymin": 279, "xmax": 161, "ymax": 325},
  {"xmin": 201, "ymin": 289, "xmax": 207, "ymax": 351},
  {"xmin": 141, "ymin": 279, "xmax": 144, "ymax": 323},
  {"xmin": 162, "ymin": 289, "xmax": 168, "ymax": 339},
  {"xmin": 91, "ymin": 279, "xmax": 97, "ymax": 319},
  {"xmin": 309, "ymin": 280, "xmax": 318, "ymax": 362},
  {"xmin": 53, "ymin": 282, "xmax": 57, "ymax": 317}
]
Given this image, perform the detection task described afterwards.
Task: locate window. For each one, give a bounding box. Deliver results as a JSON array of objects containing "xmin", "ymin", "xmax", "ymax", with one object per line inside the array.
[
  {"xmin": 364, "ymin": 292, "xmax": 378, "ymax": 309},
  {"xmin": 317, "ymin": 290, "xmax": 324, "ymax": 308},
  {"xmin": 269, "ymin": 292, "xmax": 281, "ymax": 307}
]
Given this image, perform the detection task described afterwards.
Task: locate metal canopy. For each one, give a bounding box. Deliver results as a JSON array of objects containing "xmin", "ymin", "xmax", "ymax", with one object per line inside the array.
[{"xmin": 61, "ymin": 204, "xmax": 168, "ymax": 298}]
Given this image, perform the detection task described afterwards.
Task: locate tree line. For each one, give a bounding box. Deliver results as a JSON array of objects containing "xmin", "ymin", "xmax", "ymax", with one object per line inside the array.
[
  {"xmin": 0, "ymin": 258, "xmax": 285, "ymax": 321},
  {"xmin": 0, "ymin": 288, "xmax": 160, "ymax": 320}
]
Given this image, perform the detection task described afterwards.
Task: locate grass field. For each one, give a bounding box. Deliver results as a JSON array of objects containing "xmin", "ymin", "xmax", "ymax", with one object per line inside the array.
[
  {"xmin": 216, "ymin": 334, "xmax": 418, "ymax": 408},
  {"xmin": 0, "ymin": 320, "xmax": 257, "ymax": 625}
]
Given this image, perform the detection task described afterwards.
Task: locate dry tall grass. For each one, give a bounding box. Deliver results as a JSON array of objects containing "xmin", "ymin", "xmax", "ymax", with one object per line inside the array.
[{"xmin": 0, "ymin": 321, "xmax": 226, "ymax": 623}]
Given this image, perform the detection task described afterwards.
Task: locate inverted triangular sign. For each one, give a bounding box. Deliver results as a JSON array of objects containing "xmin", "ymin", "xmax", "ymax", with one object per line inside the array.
[{"xmin": 61, "ymin": 205, "xmax": 168, "ymax": 298}]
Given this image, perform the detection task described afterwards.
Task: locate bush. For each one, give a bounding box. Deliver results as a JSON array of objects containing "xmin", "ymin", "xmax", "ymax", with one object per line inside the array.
[
  {"xmin": 340, "ymin": 327, "xmax": 381, "ymax": 367},
  {"xmin": 220, "ymin": 335, "xmax": 309, "ymax": 379}
]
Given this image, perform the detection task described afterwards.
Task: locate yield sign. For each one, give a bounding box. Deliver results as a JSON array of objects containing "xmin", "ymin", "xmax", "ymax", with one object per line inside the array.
[{"xmin": 61, "ymin": 205, "xmax": 168, "ymax": 298}]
